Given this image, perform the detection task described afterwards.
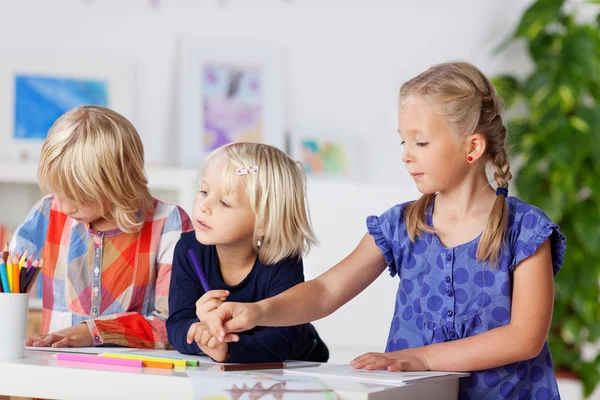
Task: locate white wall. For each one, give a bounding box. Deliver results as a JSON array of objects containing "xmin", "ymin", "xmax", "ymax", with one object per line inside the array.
[
  {"xmin": 304, "ymin": 180, "xmax": 420, "ymax": 362},
  {"xmin": 0, "ymin": 0, "xmax": 532, "ymax": 361},
  {"xmin": 0, "ymin": 0, "xmax": 531, "ymax": 187}
]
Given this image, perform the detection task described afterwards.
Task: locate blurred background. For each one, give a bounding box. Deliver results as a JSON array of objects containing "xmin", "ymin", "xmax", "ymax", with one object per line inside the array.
[{"xmin": 0, "ymin": 1, "xmax": 598, "ymax": 398}]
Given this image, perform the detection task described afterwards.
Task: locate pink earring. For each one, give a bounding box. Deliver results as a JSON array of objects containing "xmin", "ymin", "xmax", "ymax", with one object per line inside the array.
[{"xmin": 467, "ymin": 156, "xmax": 473, "ymax": 162}]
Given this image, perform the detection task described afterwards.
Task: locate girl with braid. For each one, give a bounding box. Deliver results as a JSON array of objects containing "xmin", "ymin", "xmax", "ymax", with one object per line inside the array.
[{"xmin": 205, "ymin": 62, "xmax": 565, "ymax": 399}]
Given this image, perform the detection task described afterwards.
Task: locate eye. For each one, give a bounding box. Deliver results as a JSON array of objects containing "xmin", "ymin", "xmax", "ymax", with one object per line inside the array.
[
  {"xmin": 400, "ymin": 141, "xmax": 406, "ymax": 146},
  {"xmin": 219, "ymin": 199, "xmax": 230, "ymax": 207},
  {"xmin": 416, "ymin": 142, "xmax": 429, "ymax": 147},
  {"xmin": 198, "ymin": 190, "xmax": 208, "ymax": 196}
]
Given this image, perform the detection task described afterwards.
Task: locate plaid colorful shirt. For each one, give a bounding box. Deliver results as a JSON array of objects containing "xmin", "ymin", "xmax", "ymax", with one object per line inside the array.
[{"xmin": 11, "ymin": 195, "xmax": 192, "ymax": 348}]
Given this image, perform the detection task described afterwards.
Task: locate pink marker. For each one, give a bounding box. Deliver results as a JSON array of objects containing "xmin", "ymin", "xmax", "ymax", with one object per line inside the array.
[{"xmin": 56, "ymin": 353, "xmax": 143, "ymax": 367}]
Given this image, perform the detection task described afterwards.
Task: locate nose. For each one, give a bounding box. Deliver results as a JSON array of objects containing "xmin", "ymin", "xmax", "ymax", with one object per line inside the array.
[
  {"xmin": 198, "ymin": 197, "xmax": 212, "ymax": 215},
  {"xmin": 401, "ymin": 146, "xmax": 413, "ymax": 164},
  {"xmin": 200, "ymin": 203, "xmax": 211, "ymax": 215}
]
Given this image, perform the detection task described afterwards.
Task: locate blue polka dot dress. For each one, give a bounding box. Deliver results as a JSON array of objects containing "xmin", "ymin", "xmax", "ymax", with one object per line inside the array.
[{"xmin": 367, "ymin": 196, "xmax": 566, "ymax": 400}]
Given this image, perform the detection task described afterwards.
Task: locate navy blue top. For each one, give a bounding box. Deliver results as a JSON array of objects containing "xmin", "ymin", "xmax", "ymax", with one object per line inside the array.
[
  {"xmin": 367, "ymin": 196, "xmax": 566, "ymax": 400},
  {"xmin": 166, "ymin": 231, "xmax": 328, "ymax": 363}
]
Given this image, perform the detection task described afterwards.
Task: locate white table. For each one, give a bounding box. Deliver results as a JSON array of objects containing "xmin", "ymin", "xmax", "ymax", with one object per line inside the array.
[{"xmin": 0, "ymin": 351, "xmax": 464, "ymax": 399}]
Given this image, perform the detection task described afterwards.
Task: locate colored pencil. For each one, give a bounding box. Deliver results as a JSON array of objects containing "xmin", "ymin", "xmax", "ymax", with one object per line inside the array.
[
  {"xmin": 2, "ymin": 242, "xmax": 8, "ymax": 266},
  {"xmin": 24, "ymin": 263, "xmax": 42, "ymax": 294},
  {"xmin": 24, "ymin": 263, "xmax": 37, "ymax": 287},
  {"xmin": 18, "ymin": 251, "xmax": 28, "ymax": 269},
  {"xmin": 142, "ymin": 360, "xmax": 174, "ymax": 369},
  {"xmin": 12, "ymin": 254, "xmax": 20, "ymax": 295},
  {"xmin": 0, "ymin": 251, "xmax": 43, "ymax": 294},
  {"xmin": 187, "ymin": 249, "xmax": 211, "ymax": 293},
  {"xmin": 55, "ymin": 353, "xmax": 143, "ymax": 367},
  {"xmin": 19, "ymin": 264, "xmax": 27, "ymax": 293},
  {"xmin": 6, "ymin": 256, "xmax": 12, "ymax": 293},
  {"xmin": 102, "ymin": 352, "xmax": 190, "ymax": 367},
  {"xmin": 0, "ymin": 259, "xmax": 9, "ymax": 294},
  {"xmin": 219, "ymin": 362, "xmax": 286, "ymax": 371}
]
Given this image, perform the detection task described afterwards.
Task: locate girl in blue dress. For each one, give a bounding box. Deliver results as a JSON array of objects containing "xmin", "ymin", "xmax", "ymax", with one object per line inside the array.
[{"xmin": 205, "ymin": 62, "xmax": 566, "ymax": 399}]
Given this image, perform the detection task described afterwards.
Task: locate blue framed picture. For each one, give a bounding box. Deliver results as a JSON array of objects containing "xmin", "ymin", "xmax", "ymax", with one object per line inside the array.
[
  {"xmin": 14, "ymin": 75, "xmax": 109, "ymax": 140},
  {"xmin": 0, "ymin": 55, "xmax": 135, "ymax": 161}
]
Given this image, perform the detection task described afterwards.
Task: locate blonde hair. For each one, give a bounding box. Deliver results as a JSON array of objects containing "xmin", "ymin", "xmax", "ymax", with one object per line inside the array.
[
  {"xmin": 400, "ymin": 62, "xmax": 512, "ymax": 265},
  {"xmin": 201, "ymin": 142, "xmax": 317, "ymax": 266},
  {"xmin": 38, "ymin": 106, "xmax": 153, "ymax": 233}
]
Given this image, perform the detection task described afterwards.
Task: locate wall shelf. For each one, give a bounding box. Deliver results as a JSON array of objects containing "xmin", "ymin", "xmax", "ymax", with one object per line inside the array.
[{"xmin": 0, "ymin": 161, "xmax": 199, "ymax": 230}]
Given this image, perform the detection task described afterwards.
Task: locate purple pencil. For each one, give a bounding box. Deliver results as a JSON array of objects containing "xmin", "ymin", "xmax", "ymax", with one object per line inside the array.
[
  {"xmin": 187, "ymin": 249, "xmax": 211, "ymax": 293},
  {"xmin": 24, "ymin": 265, "xmax": 36, "ymax": 286}
]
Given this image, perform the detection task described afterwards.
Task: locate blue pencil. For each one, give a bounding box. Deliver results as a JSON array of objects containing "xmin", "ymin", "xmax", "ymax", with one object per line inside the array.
[
  {"xmin": 187, "ymin": 249, "xmax": 211, "ymax": 293},
  {"xmin": 0, "ymin": 259, "xmax": 10, "ymax": 293}
]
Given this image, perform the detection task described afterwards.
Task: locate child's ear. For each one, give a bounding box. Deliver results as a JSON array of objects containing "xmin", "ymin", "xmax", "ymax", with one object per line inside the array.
[{"xmin": 466, "ymin": 133, "xmax": 487, "ymax": 162}]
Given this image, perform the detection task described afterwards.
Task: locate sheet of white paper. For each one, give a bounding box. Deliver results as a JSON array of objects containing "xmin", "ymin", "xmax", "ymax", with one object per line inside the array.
[
  {"xmin": 187, "ymin": 369, "xmax": 336, "ymax": 400},
  {"xmin": 26, "ymin": 346, "xmax": 134, "ymax": 355},
  {"xmin": 284, "ymin": 364, "xmax": 469, "ymax": 386},
  {"xmin": 284, "ymin": 360, "xmax": 324, "ymax": 369}
]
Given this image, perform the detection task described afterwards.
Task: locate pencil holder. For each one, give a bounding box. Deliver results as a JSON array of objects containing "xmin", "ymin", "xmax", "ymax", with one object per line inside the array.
[{"xmin": 0, "ymin": 293, "xmax": 28, "ymax": 359}]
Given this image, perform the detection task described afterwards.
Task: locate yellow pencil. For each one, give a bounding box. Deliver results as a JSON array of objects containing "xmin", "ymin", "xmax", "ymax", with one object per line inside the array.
[
  {"xmin": 102, "ymin": 352, "xmax": 188, "ymax": 367},
  {"xmin": 6, "ymin": 255, "xmax": 13, "ymax": 293},
  {"xmin": 19, "ymin": 250, "xmax": 28, "ymax": 269}
]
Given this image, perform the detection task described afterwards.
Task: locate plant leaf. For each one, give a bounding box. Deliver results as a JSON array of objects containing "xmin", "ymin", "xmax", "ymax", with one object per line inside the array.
[
  {"xmin": 514, "ymin": 0, "xmax": 565, "ymax": 39},
  {"xmin": 492, "ymin": 75, "xmax": 521, "ymax": 107},
  {"xmin": 579, "ymin": 361, "xmax": 600, "ymax": 397}
]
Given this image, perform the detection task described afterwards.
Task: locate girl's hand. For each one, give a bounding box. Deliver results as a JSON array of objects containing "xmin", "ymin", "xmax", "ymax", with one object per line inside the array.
[
  {"xmin": 350, "ymin": 349, "xmax": 430, "ymax": 372},
  {"xmin": 195, "ymin": 290, "xmax": 229, "ymax": 322},
  {"xmin": 186, "ymin": 321, "xmax": 231, "ymax": 362},
  {"xmin": 26, "ymin": 324, "xmax": 93, "ymax": 348},
  {"xmin": 207, "ymin": 301, "xmax": 262, "ymax": 342}
]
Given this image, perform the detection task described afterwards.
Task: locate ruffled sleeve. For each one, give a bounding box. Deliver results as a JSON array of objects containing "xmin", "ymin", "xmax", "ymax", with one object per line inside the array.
[
  {"xmin": 509, "ymin": 203, "xmax": 566, "ymax": 276},
  {"xmin": 366, "ymin": 203, "xmax": 410, "ymax": 278}
]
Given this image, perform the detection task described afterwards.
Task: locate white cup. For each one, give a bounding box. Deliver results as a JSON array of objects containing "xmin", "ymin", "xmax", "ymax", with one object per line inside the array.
[{"xmin": 0, "ymin": 293, "xmax": 29, "ymax": 359}]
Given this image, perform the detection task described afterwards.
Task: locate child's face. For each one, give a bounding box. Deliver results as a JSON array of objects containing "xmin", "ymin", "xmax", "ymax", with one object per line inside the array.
[
  {"xmin": 398, "ymin": 100, "xmax": 470, "ymax": 194},
  {"xmin": 56, "ymin": 195, "xmax": 104, "ymax": 226},
  {"xmin": 192, "ymin": 155, "xmax": 256, "ymax": 248}
]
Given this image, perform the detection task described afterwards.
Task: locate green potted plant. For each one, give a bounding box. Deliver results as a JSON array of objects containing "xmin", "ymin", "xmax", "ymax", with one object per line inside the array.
[{"xmin": 493, "ymin": 0, "xmax": 600, "ymax": 396}]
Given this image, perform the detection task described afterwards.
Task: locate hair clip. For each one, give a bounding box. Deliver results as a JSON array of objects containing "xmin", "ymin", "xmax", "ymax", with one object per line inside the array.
[
  {"xmin": 482, "ymin": 95, "xmax": 492, "ymax": 103},
  {"xmin": 236, "ymin": 166, "xmax": 259, "ymax": 176}
]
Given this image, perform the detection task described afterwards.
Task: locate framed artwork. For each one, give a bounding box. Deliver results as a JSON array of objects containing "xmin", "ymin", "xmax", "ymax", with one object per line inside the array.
[
  {"xmin": 178, "ymin": 38, "xmax": 285, "ymax": 168},
  {"xmin": 0, "ymin": 54, "xmax": 135, "ymax": 161},
  {"xmin": 292, "ymin": 135, "xmax": 362, "ymax": 181}
]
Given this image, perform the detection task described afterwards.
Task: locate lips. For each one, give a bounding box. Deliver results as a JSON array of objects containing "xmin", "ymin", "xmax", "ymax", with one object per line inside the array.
[{"xmin": 196, "ymin": 220, "xmax": 212, "ymax": 230}]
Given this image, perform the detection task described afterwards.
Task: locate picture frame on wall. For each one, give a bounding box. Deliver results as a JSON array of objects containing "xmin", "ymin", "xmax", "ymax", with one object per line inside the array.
[
  {"xmin": 178, "ymin": 38, "xmax": 285, "ymax": 168},
  {"xmin": 0, "ymin": 54, "xmax": 136, "ymax": 162},
  {"xmin": 292, "ymin": 135, "xmax": 363, "ymax": 181}
]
